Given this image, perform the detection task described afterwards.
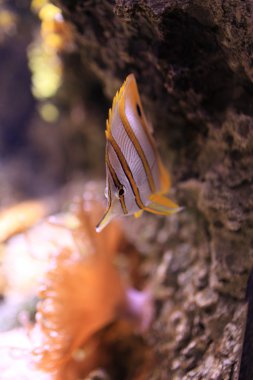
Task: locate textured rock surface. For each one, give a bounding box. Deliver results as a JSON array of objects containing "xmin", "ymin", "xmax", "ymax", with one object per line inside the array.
[
  {"xmin": 52, "ymin": 1, "xmax": 253, "ymax": 379},
  {"xmin": 1, "ymin": 0, "xmax": 253, "ymax": 378}
]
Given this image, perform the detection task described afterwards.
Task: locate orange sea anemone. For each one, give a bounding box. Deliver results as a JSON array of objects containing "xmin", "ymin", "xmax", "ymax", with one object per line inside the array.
[
  {"xmin": 0, "ymin": 199, "xmax": 49, "ymax": 243},
  {"xmin": 31, "ymin": 196, "xmax": 129, "ymax": 378},
  {"xmin": 0, "ymin": 186, "xmax": 153, "ymax": 379}
]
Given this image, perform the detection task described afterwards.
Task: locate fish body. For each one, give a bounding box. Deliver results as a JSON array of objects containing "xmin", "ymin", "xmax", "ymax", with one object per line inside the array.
[{"xmin": 96, "ymin": 74, "xmax": 180, "ymax": 232}]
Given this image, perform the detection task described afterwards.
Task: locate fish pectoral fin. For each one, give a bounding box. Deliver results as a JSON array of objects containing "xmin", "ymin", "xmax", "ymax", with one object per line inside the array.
[
  {"xmin": 96, "ymin": 207, "xmax": 114, "ymax": 233},
  {"xmin": 134, "ymin": 210, "xmax": 143, "ymax": 218},
  {"xmin": 144, "ymin": 193, "xmax": 182, "ymax": 216}
]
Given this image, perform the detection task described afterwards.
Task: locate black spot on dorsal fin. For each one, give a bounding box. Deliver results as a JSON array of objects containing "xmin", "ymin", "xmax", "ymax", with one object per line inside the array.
[{"xmin": 136, "ymin": 103, "xmax": 142, "ymax": 117}]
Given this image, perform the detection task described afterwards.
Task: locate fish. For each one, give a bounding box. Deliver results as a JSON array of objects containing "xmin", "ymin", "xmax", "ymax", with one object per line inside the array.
[{"xmin": 96, "ymin": 73, "xmax": 181, "ymax": 232}]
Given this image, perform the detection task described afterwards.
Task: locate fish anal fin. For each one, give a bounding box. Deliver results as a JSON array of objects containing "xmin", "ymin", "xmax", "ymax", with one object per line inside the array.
[{"xmin": 144, "ymin": 193, "xmax": 181, "ymax": 216}]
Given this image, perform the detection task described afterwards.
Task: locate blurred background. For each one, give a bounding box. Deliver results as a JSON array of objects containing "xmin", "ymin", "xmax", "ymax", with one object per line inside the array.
[{"xmin": 0, "ymin": 0, "xmax": 108, "ymax": 206}]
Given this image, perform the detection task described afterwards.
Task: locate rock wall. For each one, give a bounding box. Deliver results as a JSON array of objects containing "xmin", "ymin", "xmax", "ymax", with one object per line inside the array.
[{"xmin": 54, "ymin": 1, "xmax": 253, "ymax": 379}]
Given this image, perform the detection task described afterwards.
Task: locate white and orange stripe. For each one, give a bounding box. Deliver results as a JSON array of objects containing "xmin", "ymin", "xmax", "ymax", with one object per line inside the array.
[{"xmin": 96, "ymin": 74, "xmax": 180, "ymax": 232}]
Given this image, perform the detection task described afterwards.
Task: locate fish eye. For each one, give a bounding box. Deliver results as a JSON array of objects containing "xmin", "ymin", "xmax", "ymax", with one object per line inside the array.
[
  {"xmin": 136, "ymin": 103, "xmax": 142, "ymax": 117},
  {"xmin": 116, "ymin": 187, "xmax": 125, "ymax": 198}
]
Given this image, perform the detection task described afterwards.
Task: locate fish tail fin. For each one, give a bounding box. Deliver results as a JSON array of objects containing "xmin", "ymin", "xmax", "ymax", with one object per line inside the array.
[
  {"xmin": 96, "ymin": 208, "xmax": 114, "ymax": 233},
  {"xmin": 157, "ymin": 158, "xmax": 171, "ymax": 193},
  {"xmin": 144, "ymin": 193, "xmax": 182, "ymax": 216}
]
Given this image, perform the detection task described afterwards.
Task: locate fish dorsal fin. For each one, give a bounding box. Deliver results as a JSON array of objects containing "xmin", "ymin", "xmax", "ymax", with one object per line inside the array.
[
  {"xmin": 106, "ymin": 77, "xmax": 128, "ymax": 133},
  {"xmin": 144, "ymin": 193, "xmax": 181, "ymax": 216}
]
